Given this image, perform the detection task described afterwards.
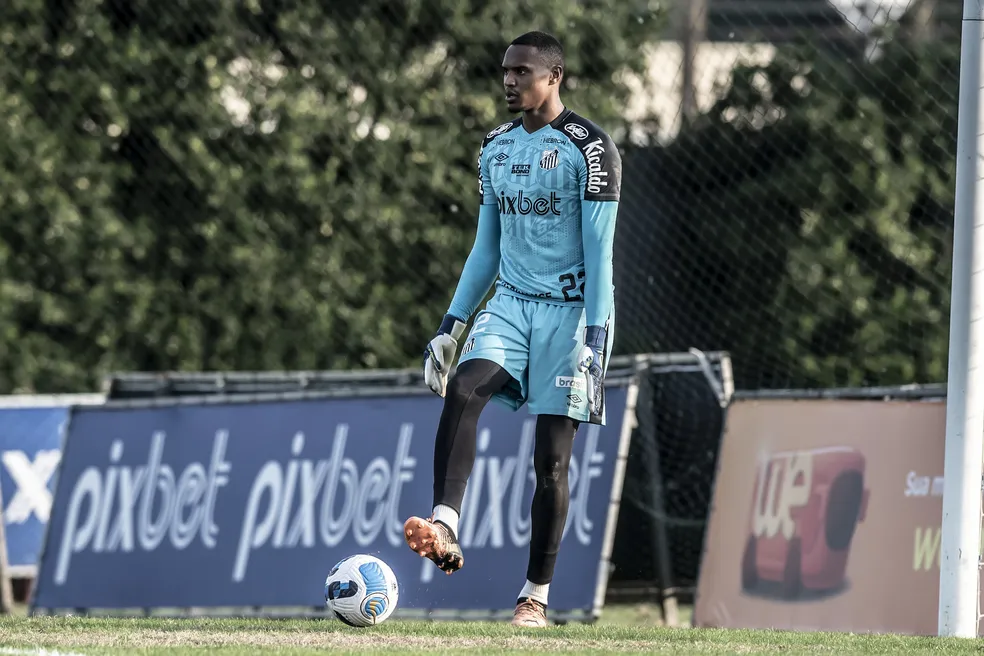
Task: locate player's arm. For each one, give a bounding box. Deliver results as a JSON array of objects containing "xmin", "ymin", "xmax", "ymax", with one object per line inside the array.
[
  {"xmin": 576, "ymin": 132, "xmax": 622, "ymax": 417},
  {"xmin": 423, "ymin": 145, "xmax": 501, "ymax": 396},
  {"xmin": 581, "ymin": 201, "xmax": 617, "ymax": 329},
  {"xmin": 579, "ymin": 133, "xmax": 622, "ymax": 330},
  {"xmin": 446, "ymin": 202, "xmax": 501, "ymax": 324}
]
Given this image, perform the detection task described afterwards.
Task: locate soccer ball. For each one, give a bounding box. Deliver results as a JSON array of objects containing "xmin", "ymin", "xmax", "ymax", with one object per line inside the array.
[{"xmin": 324, "ymin": 554, "xmax": 400, "ymax": 627}]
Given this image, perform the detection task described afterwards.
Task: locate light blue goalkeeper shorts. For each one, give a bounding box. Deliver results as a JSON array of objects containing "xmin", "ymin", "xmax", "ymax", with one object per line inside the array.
[{"xmin": 457, "ymin": 290, "xmax": 615, "ymax": 425}]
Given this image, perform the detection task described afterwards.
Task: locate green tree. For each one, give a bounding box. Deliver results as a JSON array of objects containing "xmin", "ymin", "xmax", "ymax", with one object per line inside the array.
[{"xmin": 0, "ymin": 0, "xmax": 663, "ymax": 393}]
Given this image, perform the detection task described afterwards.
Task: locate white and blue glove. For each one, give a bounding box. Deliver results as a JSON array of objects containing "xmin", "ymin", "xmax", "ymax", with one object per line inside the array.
[
  {"xmin": 577, "ymin": 325, "xmax": 607, "ymax": 417},
  {"xmin": 423, "ymin": 314, "xmax": 468, "ymax": 397}
]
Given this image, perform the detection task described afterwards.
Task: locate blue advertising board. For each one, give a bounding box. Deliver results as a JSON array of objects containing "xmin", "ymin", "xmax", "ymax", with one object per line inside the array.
[
  {"xmin": 0, "ymin": 406, "xmax": 69, "ymax": 575},
  {"xmin": 32, "ymin": 385, "xmax": 635, "ymax": 617}
]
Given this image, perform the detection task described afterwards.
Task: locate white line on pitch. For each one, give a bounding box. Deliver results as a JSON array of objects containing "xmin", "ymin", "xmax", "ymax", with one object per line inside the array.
[{"xmin": 0, "ymin": 647, "xmax": 87, "ymax": 656}]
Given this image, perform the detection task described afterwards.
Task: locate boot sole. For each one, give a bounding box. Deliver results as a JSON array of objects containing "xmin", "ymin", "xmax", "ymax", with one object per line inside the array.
[{"xmin": 403, "ymin": 516, "xmax": 464, "ymax": 574}]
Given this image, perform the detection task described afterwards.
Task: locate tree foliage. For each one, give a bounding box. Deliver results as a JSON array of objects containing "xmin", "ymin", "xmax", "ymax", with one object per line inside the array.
[
  {"xmin": 0, "ymin": 0, "xmax": 661, "ymax": 392},
  {"xmin": 0, "ymin": 0, "xmax": 959, "ymax": 393}
]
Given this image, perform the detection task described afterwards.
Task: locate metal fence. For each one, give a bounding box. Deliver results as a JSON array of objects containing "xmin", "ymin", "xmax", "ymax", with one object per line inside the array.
[{"xmin": 615, "ymin": 0, "xmax": 957, "ymax": 393}]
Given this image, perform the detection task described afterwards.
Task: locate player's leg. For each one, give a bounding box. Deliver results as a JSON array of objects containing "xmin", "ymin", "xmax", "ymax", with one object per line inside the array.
[
  {"xmin": 404, "ymin": 358, "xmax": 513, "ymax": 573},
  {"xmin": 432, "ymin": 359, "xmax": 515, "ymax": 519},
  {"xmin": 512, "ymin": 413, "xmax": 579, "ymax": 628},
  {"xmin": 509, "ymin": 301, "xmax": 607, "ymax": 626},
  {"xmin": 405, "ymin": 293, "xmax": 532, "ymax": 574}
]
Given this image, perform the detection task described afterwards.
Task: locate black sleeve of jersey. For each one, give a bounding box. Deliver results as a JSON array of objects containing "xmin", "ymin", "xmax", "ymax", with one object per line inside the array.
[
  {"xmin": 477, "ymin": 119, "xmax": 523, "ymax": 202},
  {"xmin": 553, "ymin": 112, "xmax": 622, "ymax": 202}
]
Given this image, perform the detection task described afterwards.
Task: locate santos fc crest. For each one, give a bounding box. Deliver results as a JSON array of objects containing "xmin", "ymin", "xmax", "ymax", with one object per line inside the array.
[{"xmin": 539, "ymin": 149, "xmax": 559, "ymax": 171}]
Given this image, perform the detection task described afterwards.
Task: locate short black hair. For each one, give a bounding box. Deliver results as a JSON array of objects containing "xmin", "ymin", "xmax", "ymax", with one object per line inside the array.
[{"xmin": 510, "ymin": 31, "xmax": 565, "ymax": 70}]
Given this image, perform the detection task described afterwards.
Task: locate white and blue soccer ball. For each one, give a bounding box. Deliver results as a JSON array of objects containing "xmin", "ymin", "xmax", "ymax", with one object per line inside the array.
[{"xmin": 324, "ymin": 554, "xmax": 400, "ymax": 627}]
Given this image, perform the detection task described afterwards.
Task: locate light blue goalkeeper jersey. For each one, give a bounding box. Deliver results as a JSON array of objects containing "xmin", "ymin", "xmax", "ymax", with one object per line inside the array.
[{"xmin": 446, "ymin": 109, "xmax": 621, "ymax": 329}]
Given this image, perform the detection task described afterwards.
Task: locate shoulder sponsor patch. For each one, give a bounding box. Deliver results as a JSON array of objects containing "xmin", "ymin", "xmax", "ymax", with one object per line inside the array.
[
  {"xmin": 564, "ymin": 123, "xmax": 589, "ymax": 140},
  {"xmin": 487, "ymin": 122, "xmax": 514, "ymax": 138},
  {"xmin": 581, "ymin": 138, "xmax": 609, "ymax": 195}
]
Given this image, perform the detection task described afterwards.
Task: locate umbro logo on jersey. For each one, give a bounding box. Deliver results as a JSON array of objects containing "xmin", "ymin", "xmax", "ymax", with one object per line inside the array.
[
  {"xmin": 564, "ymin": 123, "xmax": 589, "ymax": 140},
  {"xmin": 540, "ymin": 149, "xmax": 560, "ymax": 171},
  {"xmin": 493, "ymin": 152, "xmax": 509, "ymax": 162}
]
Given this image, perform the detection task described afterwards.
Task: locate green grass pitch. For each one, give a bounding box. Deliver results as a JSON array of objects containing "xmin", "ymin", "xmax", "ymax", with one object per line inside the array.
[{"xmin": 0, "ymin": 605, "xmax": 980, "ymax": 655}]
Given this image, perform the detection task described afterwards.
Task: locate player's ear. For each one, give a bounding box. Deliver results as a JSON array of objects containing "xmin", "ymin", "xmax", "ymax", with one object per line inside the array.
[{"xmin": 550, "ymin": 65, "xmax": 563, "ymax": 86}]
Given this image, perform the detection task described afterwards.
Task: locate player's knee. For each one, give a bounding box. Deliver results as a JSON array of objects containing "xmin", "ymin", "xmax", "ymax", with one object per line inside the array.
[
  {"xmin": 445, "ymin": 372, "xmax": 477, "ymax": 410},
  {"xmin": 534, "ymin": 452, "xmax": 569, "ymax": 488},
  {"xmin": 534, "ymin": 415, "xmax": 577, "ymax": 485},
  {"xmin": 533, "ymin": 438, "xmax": 571, "ymax": 485},
  {"xmin": 445, "ymin": 364, "xmax": 494, "ymax": 416},
  {"xmin": 442, "ymin": 359, "xmax": 512, "ymax": 422}
]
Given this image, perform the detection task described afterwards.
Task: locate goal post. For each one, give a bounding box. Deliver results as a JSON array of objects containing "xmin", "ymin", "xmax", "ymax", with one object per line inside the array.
[{"xmin": 938, "ymin": 0, "xmax": 984, "ymax": 638}]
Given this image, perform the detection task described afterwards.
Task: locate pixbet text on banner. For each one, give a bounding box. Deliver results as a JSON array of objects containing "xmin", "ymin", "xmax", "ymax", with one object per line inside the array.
[{"xmin": 34, "ymin": 390, "xmax": 630, "ymax": 613}]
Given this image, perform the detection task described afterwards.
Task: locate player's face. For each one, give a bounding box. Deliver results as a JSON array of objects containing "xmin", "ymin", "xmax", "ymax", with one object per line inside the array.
[{"xmin": 502, "ymin": 45, "xmax": 559, "ymax": 113}]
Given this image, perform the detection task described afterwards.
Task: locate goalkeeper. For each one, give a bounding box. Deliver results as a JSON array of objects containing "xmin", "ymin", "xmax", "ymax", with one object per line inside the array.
[{"xmin": 403, "ymin": 30, "xmax": 621, "ymax": 629}]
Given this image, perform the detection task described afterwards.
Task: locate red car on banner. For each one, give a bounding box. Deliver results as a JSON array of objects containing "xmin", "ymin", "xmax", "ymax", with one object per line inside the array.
[{"xmin": 740, "ymin": 446, "xmax": 870, "ymax": 599}]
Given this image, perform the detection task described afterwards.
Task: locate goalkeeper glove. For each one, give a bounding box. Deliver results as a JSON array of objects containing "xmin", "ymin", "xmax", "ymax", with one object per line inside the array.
[
  {"xmin": 423, "ymin": 314, "xmax": 468, "ymax": 397},
  {"xmin": 576, "ymin": 325, "xmax": 607, "ymax": 418}
]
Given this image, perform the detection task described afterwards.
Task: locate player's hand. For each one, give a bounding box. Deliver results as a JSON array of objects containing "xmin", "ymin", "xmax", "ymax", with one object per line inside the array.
[
  {"xmin": 423, "ymin": 314, "xmax": 468, "ymax": 397},
  {"xmin": 576, "ymin": 325, "xmax": 607, "ymax": 417}
]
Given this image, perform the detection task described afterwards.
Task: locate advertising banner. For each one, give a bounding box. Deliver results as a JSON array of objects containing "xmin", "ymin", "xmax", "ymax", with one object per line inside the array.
[
  {"xmin": 694, "ymin": 397, "xmax": 975, "ymax": 636},
  {"xmin": 32, "ymin": 385, "xmax": 634, "ymax": 617},
  {"xmin": 0, "ymin": 407, "xmax": 69, "ymax": 576}
]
